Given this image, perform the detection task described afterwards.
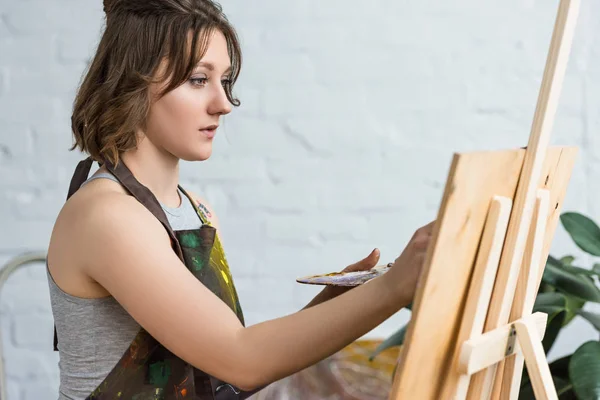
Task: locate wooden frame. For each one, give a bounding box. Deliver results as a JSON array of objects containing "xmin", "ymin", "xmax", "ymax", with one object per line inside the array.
[{"xmin": 388, "ymin": 1, "xmax": 581, "ymax": 399}]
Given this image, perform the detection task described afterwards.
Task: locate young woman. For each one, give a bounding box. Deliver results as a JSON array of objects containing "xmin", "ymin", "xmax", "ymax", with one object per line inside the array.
[{"xmin": 46, "ymin": 0, "xmax": 434, "ymax": 398}]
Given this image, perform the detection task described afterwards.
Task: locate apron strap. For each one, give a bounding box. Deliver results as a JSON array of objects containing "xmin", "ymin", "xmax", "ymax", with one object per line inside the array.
[
  {"xmin": 101, "ymin": 157, "xmax": 183, "ymax": 258},
  {"xmin": 66, "ymin": 157, "xmax": 95, "ymax": 200}
]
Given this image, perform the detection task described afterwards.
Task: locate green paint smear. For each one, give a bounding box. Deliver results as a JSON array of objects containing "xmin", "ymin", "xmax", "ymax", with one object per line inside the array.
[
  {"xmin": 191, "ymin": 256, "xmax": 204, "ymax": 271},
  {"xmin": 180, "ymin": 232, "xmax": 200, "ymax": 248},
  {"xmin": 149, "ymin": 361, "xmax": 171, "ymax": 388}
]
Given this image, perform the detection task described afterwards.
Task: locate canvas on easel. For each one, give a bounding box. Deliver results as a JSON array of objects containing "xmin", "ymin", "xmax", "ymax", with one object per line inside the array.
[{"xmin": 387, "ymin": 0, "xmax": 581, "ymax": 399}]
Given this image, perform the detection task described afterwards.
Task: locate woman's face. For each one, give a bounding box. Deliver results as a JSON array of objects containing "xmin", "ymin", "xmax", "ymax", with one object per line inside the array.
[{"xmin": 145, "ymin": 29, "xmax": 233, "ymax": 162}]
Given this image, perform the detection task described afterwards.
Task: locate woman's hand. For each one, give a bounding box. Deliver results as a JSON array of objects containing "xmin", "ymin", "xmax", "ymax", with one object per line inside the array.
[
  {"xmin": 303, "ymin": 219, "xmax": 436, "ymax": 309},
  {"xmin": 384, "ymin": 220, "xmax": 436, "ymax": 304},
  {"xmin": 303, "ymin": 249, "xmax": 382, "ymax": 309}
]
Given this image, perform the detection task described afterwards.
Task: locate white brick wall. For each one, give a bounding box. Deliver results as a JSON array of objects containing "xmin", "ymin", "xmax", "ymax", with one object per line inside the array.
[{"xmin": 0, "ymin": 0, "xmax": 598, "ymax": 398}]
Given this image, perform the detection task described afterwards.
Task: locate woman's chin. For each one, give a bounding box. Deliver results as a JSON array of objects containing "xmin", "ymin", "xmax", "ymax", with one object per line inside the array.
[
  {"xmin": 170, "ymin": 142, "xmax": 213, "ymax": 161},
  {"xmin": 178, "ymin": 146, "xmax": 213, "ymax": 162}
]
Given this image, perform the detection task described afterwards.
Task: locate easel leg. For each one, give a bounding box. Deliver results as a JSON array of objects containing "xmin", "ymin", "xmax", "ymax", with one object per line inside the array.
[
  {"xmin": 499, "ymin": 189, "xmax": 551, "ymax": 399},
  {"xmin": 509, "ymin": 352, "xmax": 526, "ymax": 400},
  {"xmin": 513, "ymin": 319, "xmax": 558, "ymax": 400},
  {"xmin": 469, "ymin": 189, "xmax": 550, "ymax": 400},
  {"xmin": 440, "ymin": 196, "xmax": 513, "ymax": 400}
]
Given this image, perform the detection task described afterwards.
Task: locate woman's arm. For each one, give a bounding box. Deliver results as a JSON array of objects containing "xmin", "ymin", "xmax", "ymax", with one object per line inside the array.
[
  {"xmin": 236, "ymin": 272, "xmax": 406, "ymax": 389},
  {"xmin": 81, "ymin": 192, "xmax": 414, "ymax": 392}
]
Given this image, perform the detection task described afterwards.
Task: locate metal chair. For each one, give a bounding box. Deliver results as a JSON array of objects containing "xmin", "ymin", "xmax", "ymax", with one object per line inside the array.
[{"xmin": 0, "ymin": 251, "xmax": 48, "ymax": 400}]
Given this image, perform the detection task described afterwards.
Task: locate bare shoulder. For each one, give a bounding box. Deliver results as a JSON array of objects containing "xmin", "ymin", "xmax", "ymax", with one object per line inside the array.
[
  {"xmin": 52, "ymin": 177, "xmax": 166, "ymax": 249},
  {"xmin": 73, "ymin": 181, "xmax": 171, "ymax": 263},
  {"xmin": 48, "ymin": 178, "xmax": 170, "ymax": 297}
]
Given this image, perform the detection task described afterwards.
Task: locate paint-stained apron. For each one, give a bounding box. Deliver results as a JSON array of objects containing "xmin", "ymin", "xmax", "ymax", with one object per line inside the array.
[{"xmin": 52, "ymin": 157, "xmax": 267, "ymax": 399}]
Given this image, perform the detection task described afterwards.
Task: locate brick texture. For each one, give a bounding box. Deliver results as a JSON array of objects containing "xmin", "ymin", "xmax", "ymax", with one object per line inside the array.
[{"xmin": 0, "ymin": 0, "xmax": 598, "ymax": 398}]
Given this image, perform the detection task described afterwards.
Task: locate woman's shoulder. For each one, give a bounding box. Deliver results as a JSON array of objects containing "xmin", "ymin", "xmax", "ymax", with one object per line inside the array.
[
  {"xmin": 47, "ymin": 177, "xmax": 169, "ymax": 298},
  {"xmin": 59, "ymin": 177, "xmax": 150, "ymax": 231},
  {"xmin": 49, "ymin": 177, "xmax": 168, "ymax": 268}
]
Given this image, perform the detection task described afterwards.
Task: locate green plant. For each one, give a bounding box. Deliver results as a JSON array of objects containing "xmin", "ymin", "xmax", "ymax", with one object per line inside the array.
[{"xmin": 371, "ymin": 212, "xmax": 600, "ymax": 400}]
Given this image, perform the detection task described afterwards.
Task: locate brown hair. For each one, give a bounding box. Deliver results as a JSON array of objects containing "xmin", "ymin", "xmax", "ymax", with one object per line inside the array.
[{"xmin": 71, "ymin": 0, "xmax": 242, "ymax": 165}]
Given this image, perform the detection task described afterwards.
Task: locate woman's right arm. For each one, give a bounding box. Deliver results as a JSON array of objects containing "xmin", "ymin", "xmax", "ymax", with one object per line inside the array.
[{"xmin": 82, "ymin": 193, "xmax": 428, "ymax": 391}]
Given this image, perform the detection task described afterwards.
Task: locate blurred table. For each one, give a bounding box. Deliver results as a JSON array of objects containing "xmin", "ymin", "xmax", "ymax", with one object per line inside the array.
[{"xmin": 251, "ymin": 340, "xmax": 401, "ymax": 400}]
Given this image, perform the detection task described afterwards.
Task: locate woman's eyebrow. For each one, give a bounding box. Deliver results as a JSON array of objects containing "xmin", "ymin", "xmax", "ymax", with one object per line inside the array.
[{"xmin": 195, "ymin": 62, "xmax": 232, "ymax": 73}]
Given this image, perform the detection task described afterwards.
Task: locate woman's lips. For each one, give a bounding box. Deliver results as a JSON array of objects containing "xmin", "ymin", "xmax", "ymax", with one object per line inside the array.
[
  {"xmin": 200, "ymin": 125, "xmax": 218, "ymax": 139},
  {"xmin": 200, "ymin": 128, "xmax": 216, "ymax": 139}
]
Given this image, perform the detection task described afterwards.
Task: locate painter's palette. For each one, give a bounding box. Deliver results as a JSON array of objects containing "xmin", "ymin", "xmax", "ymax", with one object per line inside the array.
[{"xmin": 296, "ymin": 264, "xmax": 392, "ymax": 287}]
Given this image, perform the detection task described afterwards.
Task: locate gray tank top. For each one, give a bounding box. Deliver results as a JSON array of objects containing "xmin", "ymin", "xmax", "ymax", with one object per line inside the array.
[{"xmin": 47, "ymin": 172, "xmax": 203, "ymax": 400}]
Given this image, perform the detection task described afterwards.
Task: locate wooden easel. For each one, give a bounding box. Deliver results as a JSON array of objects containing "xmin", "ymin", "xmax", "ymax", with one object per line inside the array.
[{"xmin": 388, "ymin": 0, "xmax": 580, "ymax": 399}]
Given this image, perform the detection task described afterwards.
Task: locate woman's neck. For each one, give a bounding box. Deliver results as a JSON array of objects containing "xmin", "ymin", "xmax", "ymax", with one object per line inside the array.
[{"xmin": 120, "ymin": 142, "xmax": 181, "ymax": 208}]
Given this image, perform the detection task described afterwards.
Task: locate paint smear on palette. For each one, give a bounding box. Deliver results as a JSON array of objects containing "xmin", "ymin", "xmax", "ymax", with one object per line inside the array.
[{"xmin": 296, "ymin": 264, "xmax": 391, "ymax": 287}]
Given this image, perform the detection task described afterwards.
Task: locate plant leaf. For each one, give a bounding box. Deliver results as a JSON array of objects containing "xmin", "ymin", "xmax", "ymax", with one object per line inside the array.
[
  {"xmin": 560, "ymin": 256, "xmax": 576, "ymax": 265},
  {"xmin": 519, "ymin": 374, "xmax": 574, "ymax": 400},
  {"xmin": 560, "ymin": 212, "xmax": 600, "ymax": 256},
  {"xmin": 554, "ymin": 377, "xmax": 575, "ymax": 398},
  {"xmin": 577, "ymin": 310, "xmax": 600, "ymax": 332},
  {"xmin": 594, "ymin": 264, "xmax": 600, "ymax": 275},
  {"xmin": 563, "ymin": 265, "xmax": 599, "ymax": 277},
  {"xmin": 533, "ymin": 292, "xmax": 567, "ymax": 316},
  {"xmin": 558, "ymin": 389, "xmax": 578, "ymax": 400},
  {"xmin": 548, "ymin": 254, "xmax": 564, "ymax": 266},
  {"xmin": 519, "ymin": 378, "xmax": 535, "ymax": 400},
  {"xmin": 543, "ymin": 310, "xmax": 566, "ymax": 354},
  {"xmin": 521, "ymin": 357, "xmax": 575, "ymax": 399},
  {"xmin": 564, "ymin": 296, "xmax": 586, "ymax": 325},
  {"xmin": 542, "ymin": 262, "xmax": 600, "ymax": 303},
  {"xmin": 548, "ymin": 255, "xmax": 598, "ymax": 276},
  {"xmin": 369, "ymin": 323, "xmax": 408, "ymax": 361},
  {"xmin": 550, "ymin": 355, "xmax": 572, "ymax": 379},
  {"xmin": 534, "ymin": 292, "xmax": 567, "ymax": 307},
  {"xmin": 539, "ymin": 281, "xmax": 557, "ymax": 294},
  {"xmin": 540, "ymin": 357, "xmax": 578, "ymax": 400},
  {"xmin": 569, "ymin": 341, "xmax": 600, "ymax": 400}
]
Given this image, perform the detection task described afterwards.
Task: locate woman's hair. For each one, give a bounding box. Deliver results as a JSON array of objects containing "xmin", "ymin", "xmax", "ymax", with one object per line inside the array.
[{"xmin": 71, "ymin": 0, "xmax": 242, "ymax": 164}]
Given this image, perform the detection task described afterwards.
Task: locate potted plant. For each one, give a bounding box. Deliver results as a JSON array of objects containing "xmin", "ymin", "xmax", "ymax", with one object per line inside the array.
[{"xmin": 370, "ymin": 212, "xmax": 600, "ymax": 400}]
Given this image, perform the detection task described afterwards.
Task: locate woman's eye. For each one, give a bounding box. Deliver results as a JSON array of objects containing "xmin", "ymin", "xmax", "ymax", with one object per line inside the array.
[{"xmin": 190, "ymin": 77, "xmax": 208, "ymax": 87}]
